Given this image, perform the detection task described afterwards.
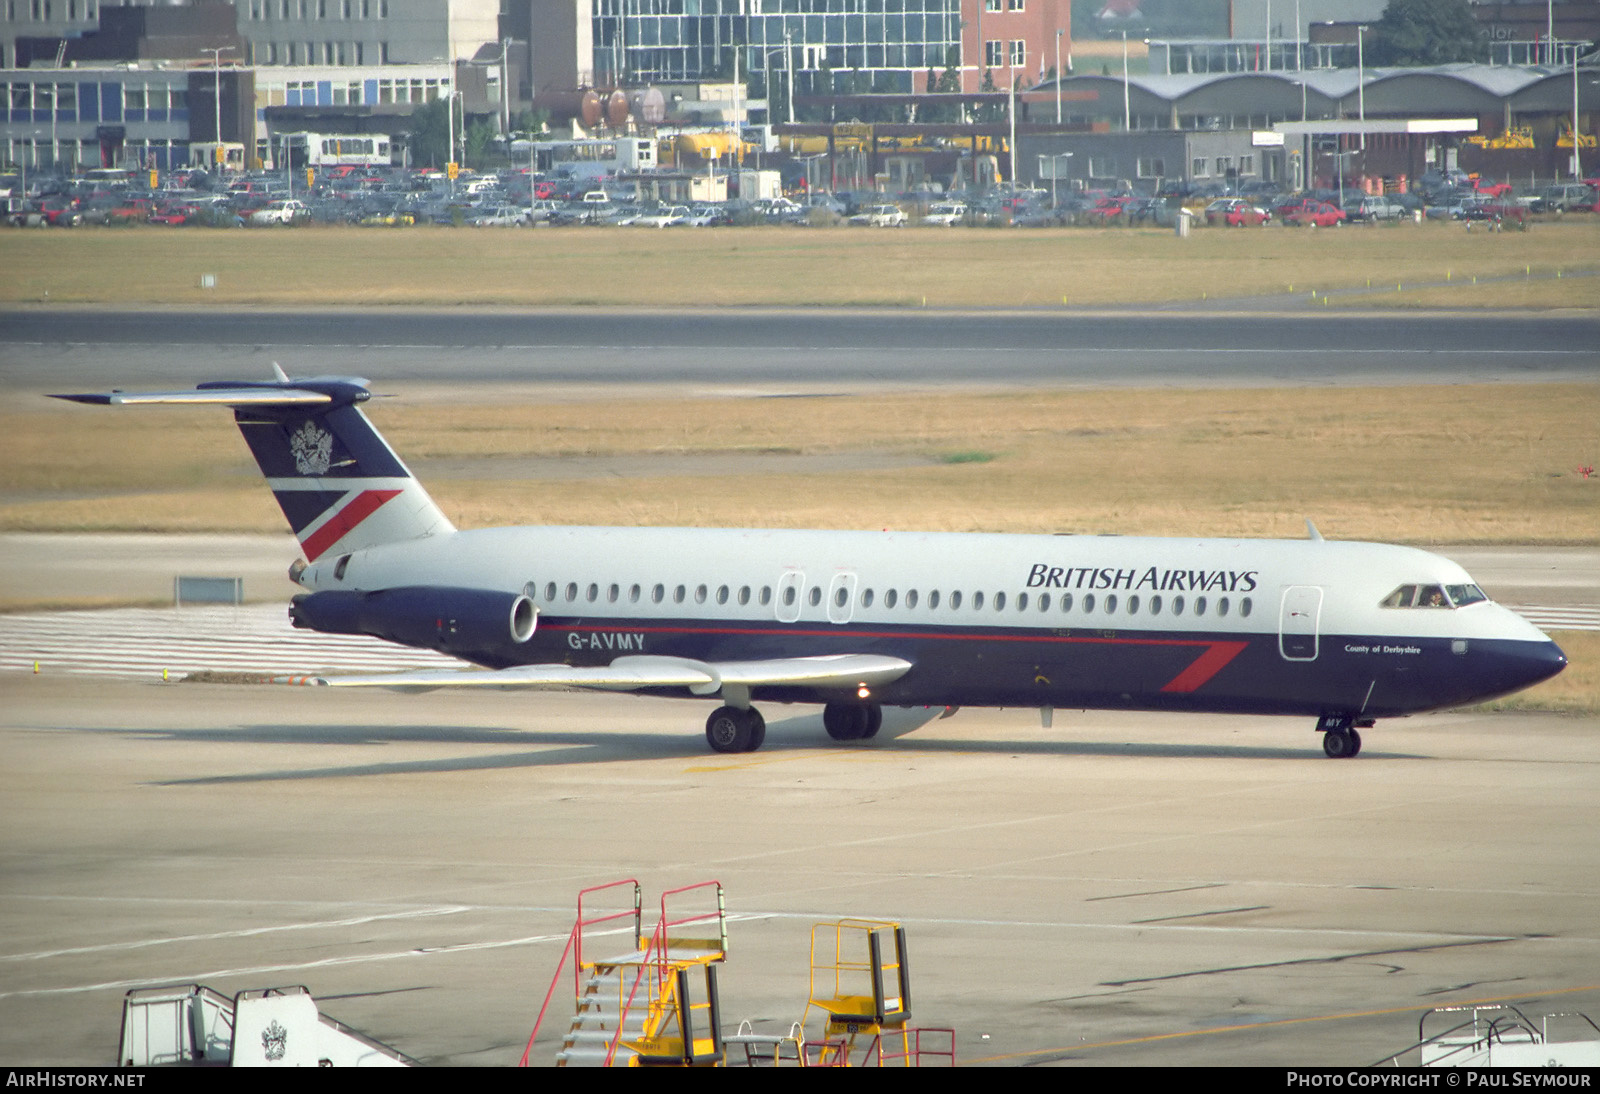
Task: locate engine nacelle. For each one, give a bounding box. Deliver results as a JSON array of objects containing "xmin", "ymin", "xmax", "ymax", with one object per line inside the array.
[{"xmin": 289, "ymin": 586, "xmax": 537, "ymax": 655}]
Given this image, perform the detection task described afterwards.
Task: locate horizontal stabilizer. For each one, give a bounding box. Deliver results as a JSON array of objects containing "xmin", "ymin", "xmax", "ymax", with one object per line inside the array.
[
  {"xmin": 293, "ymin": 653, "xmax": 913, "ymax": 696},
  {"xmin": 51, "ymin": 388, "xmax": 334, "ymax": 407}
]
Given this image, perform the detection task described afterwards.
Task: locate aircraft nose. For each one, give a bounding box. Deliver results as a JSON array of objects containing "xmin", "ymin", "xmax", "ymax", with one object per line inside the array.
[{"xmin": 1491, "ymin": 638, "xmax": 1568, "ymax": 695}]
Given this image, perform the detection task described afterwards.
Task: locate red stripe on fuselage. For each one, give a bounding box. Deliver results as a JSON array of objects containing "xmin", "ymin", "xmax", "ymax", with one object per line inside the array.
[
  {"xmin": 1159, "ymin": 640, "xmax": 1250, "ymax": 693},
  {"xmin": 542, "ymin": 622, "xmax": 1251, "ymax": 694},
  {"xmin": 300, "ymin": 489, "xmax": 401, "ymax": 560}
]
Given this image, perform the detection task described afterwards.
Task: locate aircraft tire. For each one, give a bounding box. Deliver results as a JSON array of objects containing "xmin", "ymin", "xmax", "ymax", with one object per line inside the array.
[
  {"xmin": 823, "ymin": 703, "xmax": 867, "ymax": 741},
  {"xmin": 706, "ymin": 706, "xmax": 753, "ymax": 753},
  {"xmin": 745, "ymin": 709, "xmax": 766, "ymax": 752},
  {"xmin": 861, "ymin": 705, "xmax": 883, "ymax": 739},
  {"xmin": 1322, "ymin": 729, "xmax": 1358, "ymax": 759}
]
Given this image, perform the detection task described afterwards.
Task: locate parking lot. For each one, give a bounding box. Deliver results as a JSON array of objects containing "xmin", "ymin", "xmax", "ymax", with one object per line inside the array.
[{"xmin": 4, "ymin": 159, "xmax": 1596, "ymax": 232}]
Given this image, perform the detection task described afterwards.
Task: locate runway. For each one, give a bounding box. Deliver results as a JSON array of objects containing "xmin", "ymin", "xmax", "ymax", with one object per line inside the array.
[
  {"xmin": 4, "ymin": 307, "xmax": 1598, "ymax": 391},
  {"xmin": 3, "ymin": 676, "xmax": 1597, "ymax": 1067}
]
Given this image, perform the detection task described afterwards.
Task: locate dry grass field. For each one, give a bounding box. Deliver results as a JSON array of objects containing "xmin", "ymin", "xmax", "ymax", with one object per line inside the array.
[
  {"xmin": 4, "ymin": 220, "xmax": 1598, "ymax": 308},
  {"xmin": 6, "ymin": 383, "xmax": 1594, "ymax": 543}
]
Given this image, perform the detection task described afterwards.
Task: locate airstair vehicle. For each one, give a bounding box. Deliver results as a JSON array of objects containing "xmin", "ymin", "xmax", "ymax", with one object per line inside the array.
[
  {"xmin": 519, "ymin": 879, "xmax": 955, "ymax": 1067},
  {"xmin": 1377, "ymin": 1005, "xmax": 1600, "ymax": 1067},
  {"xmin": 117, "ymin": 983, "xmax": 414, "ymax": 1067}
]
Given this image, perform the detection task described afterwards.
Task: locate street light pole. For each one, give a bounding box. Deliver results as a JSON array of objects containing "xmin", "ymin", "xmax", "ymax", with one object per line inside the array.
[
  {"xmin": 1356, "ymin": 25, "xmax": 1366, "ymax": 152},
  {"xmin": 1055, "ymin": 29, "xmax": 1064, "ymax": 124},
  {"xmin": 201, "ymin": 46, "xmax": 235, "ymax": 174},
  {"xmin": 1573, "ymin": 47, "xmax": 1583, "ymax": 179},
  {"xmin": 1121, "ymin": 31, "xmax": 1130, "ymax": 131}
]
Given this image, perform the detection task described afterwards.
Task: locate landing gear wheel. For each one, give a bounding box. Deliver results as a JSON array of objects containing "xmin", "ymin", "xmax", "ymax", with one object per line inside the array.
[
  {"xmin": 706, "ymin": 706, "xmax": 753, "ymax": 753},
  {"xmin": 861, "ymin": 705, "xmax": 883, "ymax": 739},
  {"xmin": 1322, "ymin": 729, "xmax": 1358, "ymax": 759},
  {"xmin": 823, "ymin": 703, "xmax": 870, "ymax": 741},
  {"xmin": 744, "ymin": 708, "xmax": 766, "ymax": 752}
]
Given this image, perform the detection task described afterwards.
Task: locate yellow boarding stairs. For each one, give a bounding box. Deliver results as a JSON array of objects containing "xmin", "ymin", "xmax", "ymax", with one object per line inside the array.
[
  {"xmin": 728, "ymin": 918, "xmax": 956, "ymax": 1066},
  {"xmin": 521, "ymin": 879, "xmax": 728, "ymax": 1067}
]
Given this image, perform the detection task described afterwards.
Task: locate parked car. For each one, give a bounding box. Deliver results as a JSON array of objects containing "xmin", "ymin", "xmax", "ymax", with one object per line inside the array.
[
  {"xmin": 848, "ymin": 203, "xmax": 907, "ymax": 227},
  {"xmin": 628, "ymin": 204, "xmax": 690, "ymax": 228},
  {"xmin": 921, "ymin": 201, "xmax": 967, "ymax": 226},
  {"xmin": 1203, "ymin": 198, "xmax": 1270, "ymax": 227},
  {"xmin": 1536, "ymin": 183, "xmax": 1598, "ymax": 213},
  {"xmin": 1281, "ymin": 201, "xmax": 1346, "ymax": 228},
  {"xmin": 1341, "ymin": 195, "xmax": 1404, "ymax": 222},
  {"xmin": 465, "ymin": 204, "xmax": 529, "ymax": 227},
  {"xmin": 246, "ymin": 199, "xmax": 310, "ymax": 226},
  {"xmin": 1081, "ymin": 196, "xmax": 1135, "ymax": 225}
]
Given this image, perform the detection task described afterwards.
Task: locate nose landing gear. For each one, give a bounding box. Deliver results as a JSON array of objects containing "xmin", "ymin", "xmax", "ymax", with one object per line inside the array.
[{"xmin": 1318, "ymin": 713, "xmax": 1372, "ymax": 758}]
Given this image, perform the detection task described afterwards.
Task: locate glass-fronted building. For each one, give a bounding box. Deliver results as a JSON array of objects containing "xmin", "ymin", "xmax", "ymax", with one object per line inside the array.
[{"xmin": 590, "ymin": 0, "xmax": 993, "ymax": 95}]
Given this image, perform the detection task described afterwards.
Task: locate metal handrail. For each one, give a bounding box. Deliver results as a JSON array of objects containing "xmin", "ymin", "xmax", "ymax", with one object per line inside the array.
[{"xmin": 517, "ymin": 924, "xmax": 577, "ymax": 1067}]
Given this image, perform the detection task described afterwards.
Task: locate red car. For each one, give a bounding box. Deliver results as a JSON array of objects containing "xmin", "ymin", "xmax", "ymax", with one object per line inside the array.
[
  {"xmin": 148, "ymin": 201, "xmax": 202, "ymax": 226},
  {"xmin": 1082, "ymin": 196, "xmax": 1134, "ymax": 224},
  {"xmin": 1282, "ymin": 201, "xmax": 1346, "ymax": 228},
  {"xmin": 1204, "ymin": 198, "xmax": 1270, "ymax": 226}
]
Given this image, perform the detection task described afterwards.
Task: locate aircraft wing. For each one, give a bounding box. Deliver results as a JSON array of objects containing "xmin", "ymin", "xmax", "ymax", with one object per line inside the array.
[{"xmin": 289, "ymin": 653, "xmax": 913, "ymax": 696}]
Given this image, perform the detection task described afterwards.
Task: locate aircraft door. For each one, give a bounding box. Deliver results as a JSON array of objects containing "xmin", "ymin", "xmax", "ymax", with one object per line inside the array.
[
  {"xmin": 776, "ymin": 570, "xmax": 804, "ymax": 623},
  {"xmin": 1279, "ymin": 585, "xmax": 1323, "ymax": 661},
  {"xmin": 827, "ymin": 572, "xmax": 858, "ymax": 625}
]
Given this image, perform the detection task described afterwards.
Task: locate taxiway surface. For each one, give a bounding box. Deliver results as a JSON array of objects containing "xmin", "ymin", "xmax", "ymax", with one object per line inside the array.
[{"xmin": 3, "ymin": 676, "xmax": 1597, "ymax": 1067}]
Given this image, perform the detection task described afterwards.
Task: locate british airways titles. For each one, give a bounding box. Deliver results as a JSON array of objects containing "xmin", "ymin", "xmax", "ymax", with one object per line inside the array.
[{"xmin": 1026, "ymin": 564, "xmax": 1261, "ymax": 593}]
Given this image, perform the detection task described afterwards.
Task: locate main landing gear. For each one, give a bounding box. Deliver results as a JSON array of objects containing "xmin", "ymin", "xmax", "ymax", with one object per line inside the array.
[
  {"xmin": 703, "ymin": 701, "xmax": 886, "ymax": 754},
  {"xmin": 823, "ymin": 702, "xmax": 882, "ymax": 741},
  {"xmin": 1317, "ymin": 713, "xmax": 1374, "ymax": 759},
  {"xmin": 705, "ymin": 705, "xmax": 766, "ymax": 753}
]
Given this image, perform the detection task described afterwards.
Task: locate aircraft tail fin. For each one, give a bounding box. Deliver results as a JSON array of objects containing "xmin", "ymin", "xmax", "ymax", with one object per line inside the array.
[{"xmin": 51, "ymin": 372, "xmax": 454, "ymax": 561}]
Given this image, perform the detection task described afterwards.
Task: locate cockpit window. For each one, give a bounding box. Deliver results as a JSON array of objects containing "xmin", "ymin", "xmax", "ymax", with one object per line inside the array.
[
  {"xmin": 1381, "ymin": 585, "xmax": 1417, "ymax": 608},
  {"xmin": 1416, "ymin": 585, "xmax": 1449, "ymax": 608},
  {"xmin": 1381, "ymin": 583, "xmax": 1486, "ymax": 609}
]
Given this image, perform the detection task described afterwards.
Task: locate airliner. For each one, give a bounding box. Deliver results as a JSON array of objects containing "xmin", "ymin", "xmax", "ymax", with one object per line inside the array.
[{"xmin": 54, "ymin": 371, "xmax": 1567, "ymax": 759}]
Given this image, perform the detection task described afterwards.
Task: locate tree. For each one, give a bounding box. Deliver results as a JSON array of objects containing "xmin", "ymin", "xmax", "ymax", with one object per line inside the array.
[
  {"xmin": 407, "ymin": 98, "xmax": 451, "ymax": 167},
  {"xmin": 463, "ymin": 121, "xmax": 497, "ymax": 170},
  {"xmin": 1369, "ymin": 0, "xmax": 1487, "ymax": 66}
]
